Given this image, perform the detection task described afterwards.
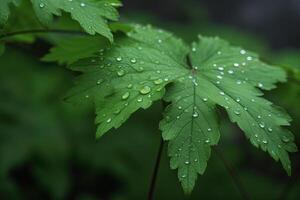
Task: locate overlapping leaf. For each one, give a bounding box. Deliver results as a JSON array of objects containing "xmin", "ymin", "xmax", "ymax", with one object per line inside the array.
[
  {"xmin": 0, "ymin": 0, "xmax": 120, "ymax": 41},
  {"xmin": 42, "ymin": 36, "xmax": 109, "ymax": 65},
  {"xmin": 67, "ymin": 25, "xmax": 297, "ymax": 193}
]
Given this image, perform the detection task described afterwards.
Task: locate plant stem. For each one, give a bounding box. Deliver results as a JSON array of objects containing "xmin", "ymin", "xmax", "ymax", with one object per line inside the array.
[
  {"xmin": 0, "ymin": 29, "xmax": 86, "ymax": 39},
  {"xmin": 213, "ymin": 147, "xmax": 251, "ymax": 200},
  {"xmin": 148, "ymin": 137, "xmax": 164, "ymax": 200}
]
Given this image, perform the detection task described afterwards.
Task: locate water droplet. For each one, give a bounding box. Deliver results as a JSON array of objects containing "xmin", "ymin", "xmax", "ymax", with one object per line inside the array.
[
  {"xmin": 262, "ymin": 140, "xmax": 268, "ymax": 144},
  {"xmin": 85, "ymin": 95, "xmax": 89, "ymax": 99},
  {"xmin": 39, "ymin": 3, "xmax": 45, "ymax": 8},
  {"xmin": 282, "ymin": 136, "xmax": 290, "ymax": 143},
  {"xmin": 156, "ymin": 70, "xmax": 161, "ymax": 74},
  {"xmin": 164, "ymin": 78, "xmax": 169, "ymax": 82},
  {"xmin": 268, "ymin": 127, "xmax": 273, "ymax": 132},
  {"xmin": 130, "ymin": 58, "xmax": 137, "ymax": 63},
  {"xmin": 122, "ymin": 92, "xmax": 130, "ymax": 100},
  {"xmin": 140, "ymin": 86, "xmax": 151, "ymax": 94},
  {"xmin": 254, "ymin": 134, "xmax": 258, "ymax": 138},
  {"xmin": 185, "ymin": 161, "xmax": 190, "ymax": 165},
  {"xmin": 181, "ymin": 174, "xmax": 187, "ymax": 178},
  {"xmin": 116, "ymin": 56, "xmax": 122, "ymax": 62},
  {"xmin": 117, "ymin": 69, "xmax": 125, "ymax": 76},
  {"xmin": 257, "ymin": 115, "xmax": 261, "ymax": 119},
  {"xmin": 192, "ymin": 47, "xmax": 197, "ymax": 52},
  {"xmin": 259, "ymin": 122, "xmax": 265, "ymax": 128},
  {"xmin": 236, "ymin": 98, "xmax": 241, "ymax": 102},
  {"xmin": 137, "ymin": 97, "xmax": 143, "ymax": 102},
  {"xmin": 233, "ymin": 63, "xmax": 239, "ymax": 67},
  {"xmin": 234, "ymin": 110, "xmax": 240, "ymax": 115},
  {"xmin": 217, "ymin": 75, "xmax": 223, "ymax": 79},
  {"xmin": 136, "ymin": 67, "xmax": 144, "ymax": 72},
  {"xmin": 236, "ymin": 80, "xmax": 242, "ymax": 85},
  {"xmin": 107, "ymin": 118, "xmax": 112, "ymax": 123},
  {"xmin": 258, "ymin": 83, "xmax": 263, "ymax": 88},
  {"xmin": 193, "ymin": 112, "xmax": 199, "ymax": 118},
  {"xmin": 127, "ymin": 84, "xmax": 133, "ymax": 89},
  {"xmin": 240, "ymin": 49, "xmax": 246, "ymax": 55},
  {"xmin": 96, "ymin": 80, "xmax": 102, "ymax": 85},
  {"xmin": 114, "ymin": 109, "xmax": 120, "ymax": 114},
  {"xmin": 176, "ymin": 116, "xmax": 180, "ymax": 119},
  {"xmin": 228, "ymin": 70, "xmax": 234, "ymax": 74},
  {"xmin": 205, "ymin": 139, "xmax": 210, "ymax": 143},
  {"xmin": 207, "ymin": 128, "xmax": 212, "ymax": 132},
  {"xmin": 158, "ymin": 39, "xmax": 162, "ymax": 43},
  {"xmin": 220, "ymin": 91, "xmax": 225, "ymax": 96},
  {"xmin": 194, "ymin": 159, "xmax": 198, "ymax": 162},
  {"xmin": 203, "ymin": 98, "xmax": 208, "ymax": 102},
  {"xmin": 247, "ymin": 56, "xmax": 253, "ymax": 61},
  {"xmin": 178, "ymin": 106, "xmax": 182, "ymax": 110},
  {"xmin": 80, "ymin": 2, "xmax": 86, "ymax": 7},
  {"xmin": 218, "ymin": 67, "xmax": 224, "ymax": 71}
]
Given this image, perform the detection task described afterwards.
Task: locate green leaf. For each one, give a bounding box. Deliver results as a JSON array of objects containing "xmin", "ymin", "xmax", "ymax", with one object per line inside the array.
[
  {"xmin": 42, "ymin": 36, "xmax": 109, "ymax": 65},
  {"xmin": 0, "ymin": 0, "xmax": 21, "ymax": 26},
  {"xmin": 67, "ymin": 25, "xmax": 189, "ymax": 138},
  {"xmin": 0, "ymin": 0, "xmax": 120, "ymax": 41},
  {"xmin": 67, "ymin": 25, "xmax": 297, "ymax": 193}
]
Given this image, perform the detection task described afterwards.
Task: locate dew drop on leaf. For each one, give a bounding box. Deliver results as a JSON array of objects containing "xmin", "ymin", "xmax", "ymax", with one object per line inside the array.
[
  {"xmin": 117, "ymin": 69, "xmax": 125, "ymax": 76},
  {"xmin": 137, "ymin": 97, "xmax": 143, "ymax": 102},
  {"xmin": 122, "ymin": 92, "xmax": 130, "ymax": 100},
  {"xmin": 282, "ymin": 136, "xmax": 290, "ymax": 143},
  {"xmin": 140, "ymin": 86, "xmax": 151, "ymax": 94},
  {"xmin": 130, "ymin": 58, "xmax": 137, "ymax": 63},
  {"xmin": 154, "ymin": 79, "xmax": 163, "ymax": 85},
  {"xmin": 192, "ymin": 112, "xmax": 199, "ymax": 118},
  {"xmin": 127, "ymin": 84, "xmax": 133, "ymax": 89}
]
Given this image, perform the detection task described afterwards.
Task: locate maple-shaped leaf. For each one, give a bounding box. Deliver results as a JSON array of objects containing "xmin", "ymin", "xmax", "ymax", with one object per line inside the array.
[
  {"xmin": 0, "ymin": 0, "xmax": 120, "ymax": 41},
  {"xmin": 67, "ymin": 25, "xmax": 297, "ymax": 193}
]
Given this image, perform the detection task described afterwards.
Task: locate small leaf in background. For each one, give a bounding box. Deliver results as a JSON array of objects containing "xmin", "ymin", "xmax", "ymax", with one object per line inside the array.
[
  {"xmin": 0, "ymin": 0, "xmax": 121, "ymax": 41},
  {"xmin": 42, "ymin": 36, "xmax": 110, "ymax": 65}
]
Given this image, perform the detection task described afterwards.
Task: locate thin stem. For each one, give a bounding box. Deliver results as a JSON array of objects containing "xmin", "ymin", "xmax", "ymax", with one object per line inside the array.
[
  {"xmin": 213, "ymin": 147, "xmax": 251, "ymax": 200},
  {"xmin": 148, "ymin": 137, "xmax": 164, "ymax": 200},
  {"xmin": 0, "ymin": 29, "xmax": 86, "ymax": 39}
]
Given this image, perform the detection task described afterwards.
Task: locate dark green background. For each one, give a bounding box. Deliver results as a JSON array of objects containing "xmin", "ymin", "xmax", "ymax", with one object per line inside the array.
[{"xmin": 0, "ymin": 0, "xmax": 300, "ymax": 199}]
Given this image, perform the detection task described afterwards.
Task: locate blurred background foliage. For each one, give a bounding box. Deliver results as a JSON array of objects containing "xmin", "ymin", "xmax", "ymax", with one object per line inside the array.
[{"xmin": 0, "ymin": 0, "xmax": 300, "ymax": 199}]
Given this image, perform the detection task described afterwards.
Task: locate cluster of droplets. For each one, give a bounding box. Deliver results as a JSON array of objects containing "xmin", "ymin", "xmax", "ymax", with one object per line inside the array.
[{"xmin": 210, "ymin": 48, "xmax": 266, "ymax": 90}]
